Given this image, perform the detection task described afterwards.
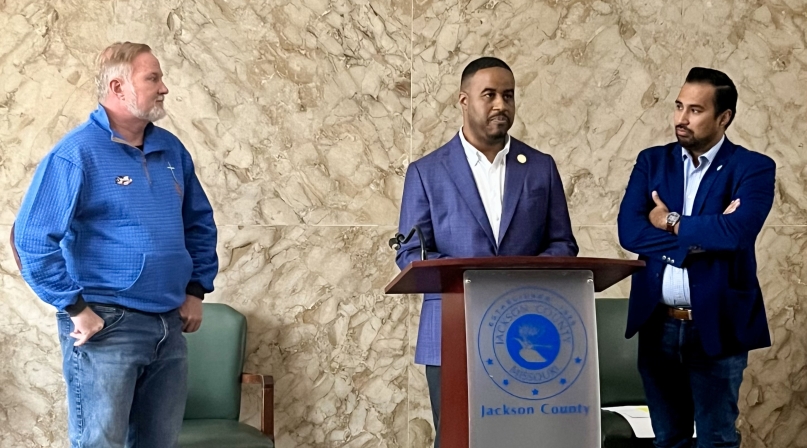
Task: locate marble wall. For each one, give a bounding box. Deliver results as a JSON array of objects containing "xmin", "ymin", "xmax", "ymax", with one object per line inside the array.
[{"xmin": 0, "ymin": 0, "xmax": 805, "ymax": 447}]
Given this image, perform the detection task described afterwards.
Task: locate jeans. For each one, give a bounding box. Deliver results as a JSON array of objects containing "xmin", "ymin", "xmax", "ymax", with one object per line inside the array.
[
  {"xmin": 57, "ymin": 303, "xmax": 188, "ymax": 448},
  {"xmin": 638, "ymin": 308, "xmax": 747, "ymax": 448}
]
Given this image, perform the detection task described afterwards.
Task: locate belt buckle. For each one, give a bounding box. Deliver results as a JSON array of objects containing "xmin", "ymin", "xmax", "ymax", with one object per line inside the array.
[{"xmin": 673, "ymin": 306, "xmax": 692, "ymax": 320}]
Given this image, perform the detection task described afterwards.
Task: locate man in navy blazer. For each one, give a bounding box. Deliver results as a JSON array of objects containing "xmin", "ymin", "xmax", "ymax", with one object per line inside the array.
[
  {"xmin": 396, "ymin": 57, "xmax": 578, "ymax": 447},
  {"xmin": 618, "ymin": 68, "xmax": 775, "ymax": 448}
]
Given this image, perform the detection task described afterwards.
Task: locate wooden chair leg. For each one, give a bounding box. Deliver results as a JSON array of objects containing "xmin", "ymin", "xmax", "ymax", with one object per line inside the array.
[{"xmin": 242, "ymin": 373, "xmax": 275, "ymax": 441}]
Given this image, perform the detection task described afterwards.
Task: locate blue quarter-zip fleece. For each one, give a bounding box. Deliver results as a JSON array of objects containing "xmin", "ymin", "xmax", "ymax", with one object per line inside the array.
[{"xmin": 14, "ymin": 105, "xmax": 218, "ymax": 313}]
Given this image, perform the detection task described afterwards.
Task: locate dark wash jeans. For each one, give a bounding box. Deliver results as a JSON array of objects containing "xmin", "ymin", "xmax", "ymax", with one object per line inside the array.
[
  {"xmin": 57, "ymin": 303, "xmax": 188, "ymax": 448},
  {"xmin": 638, "ymin": 308, "xmax": 747, "ymax": 448}
]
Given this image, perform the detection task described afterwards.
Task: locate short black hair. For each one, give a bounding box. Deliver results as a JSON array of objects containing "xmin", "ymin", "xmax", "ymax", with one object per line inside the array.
[
  {"xmin": 685, "ymin": 67, "xmax": 738, "ymax": 128},
  {"xmin": 461, "ymin": 57, "xmax": 513, "ymax": 89}
]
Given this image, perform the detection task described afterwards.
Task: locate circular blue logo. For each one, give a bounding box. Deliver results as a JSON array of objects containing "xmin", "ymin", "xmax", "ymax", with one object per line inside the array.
[
  {"xmin": 478, "ymin": 287, "xmax": 587, "ymax": 400},
  {"xmin": 506, "ymin": 314, "xmax": 561, "ymax": 370}
]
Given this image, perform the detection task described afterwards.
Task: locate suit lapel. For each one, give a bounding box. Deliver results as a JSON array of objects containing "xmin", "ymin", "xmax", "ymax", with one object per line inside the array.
[
  {"xmin": 498, "ymin": 139, "xmax": 527, "ymax": 245},
  {"xmin": 662, "ymin": 144, "xmax": 685, "ymax": 214},
  {"xmin": 692, "ymin": 138, "xmax": 736, "ymax": 215},
  {"xmin": 442, "ymin": 135, "xmax": 497, "ymax": 248}
]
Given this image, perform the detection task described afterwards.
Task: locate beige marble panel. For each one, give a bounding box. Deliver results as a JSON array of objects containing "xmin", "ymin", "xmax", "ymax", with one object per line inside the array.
[
  {"xmin": 406, "ymin": 293, "xmax": 434, "ymax": 448},
  {"xmin": 411, "ymin": 0, "xmax": 684, "ymax": 227},
  {"xmin": 209, "ymin": 225, "xmax": 408, "ymax": 447},
  {"xmin": 161, "ymin": 0, "xmax": 412, "ymax": 227},
  {"xmin": 3, "ymin": 0, "xmax": 807, "ymax": 447},
  {"xmin": 0, "ymin": 0, "xmax": 411, "ymax": 227},
  {"xmin": 575, "ymin": 225, "xmax": 635, "ymax": 298},
  {"xmin": 0, "ymin": 1, "xmax": 97, "ymax": 225},
  {"xmin": 738, "ymin": 225, "xmax": 807, "ymax": 448},
  {"xmin": 0, "ymin": 226, "xmax": 65, "ymax": 448},
  {"xmin": 682, "ymin": 0, "xmax": 807, "ymax": 226}
]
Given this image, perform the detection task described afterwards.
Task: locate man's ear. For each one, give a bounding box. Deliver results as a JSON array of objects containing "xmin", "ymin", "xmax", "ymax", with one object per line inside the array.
[
  {"xmin": 458, "ymin": 91, "xmax": 468, "ymax": 110},
  {"xmin": 719, "ymin": 109, "xmax": 733, "ymax": 129},
  {"xmin": 110, "ymin": 79, "xmax": 125, "ymax": 100}
]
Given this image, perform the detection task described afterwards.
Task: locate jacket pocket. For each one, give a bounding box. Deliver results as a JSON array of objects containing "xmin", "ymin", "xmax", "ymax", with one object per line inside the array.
[
  {"xmin": 524, "ymin": 186, "xmax": 548, "ymax": 199},
  {"xmin": 117, "ymin": 251, "xmax": 193, "ymax": 300}
]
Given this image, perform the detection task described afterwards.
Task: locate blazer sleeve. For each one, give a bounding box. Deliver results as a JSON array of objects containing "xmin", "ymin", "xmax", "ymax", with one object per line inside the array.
[
  {"xmin": 677, "ymin": 155, "xmax": 775, "ymax": 251},
  {"xmin": 396, "ymin": 163, "xmax": 447, "ymax": 270},
  {"xmin": 618, "ymin": 150, "xmax": 689, "ymax": 266},
  {"xmin": 538, "ymin": 156, "xmax": 579, "ymax": 257}
]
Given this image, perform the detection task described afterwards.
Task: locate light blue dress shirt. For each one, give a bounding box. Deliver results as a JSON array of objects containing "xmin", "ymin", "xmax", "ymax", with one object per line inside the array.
[{"xmin": 661, "ymin": 136, "xmax": 725, "ymax": 307}]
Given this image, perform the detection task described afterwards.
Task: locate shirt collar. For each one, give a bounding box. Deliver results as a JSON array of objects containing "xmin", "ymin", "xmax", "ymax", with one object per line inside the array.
[
  {"xmin": 90, "ymin": 104, "xmax": 159, "ymax": 151},
  {"xmin": 681, "ymin": 135, "xmax": 724, "ymax": 167},
  {"xmin": 459, "ymin": 127, "xmax": 510, "ymax": 166}
]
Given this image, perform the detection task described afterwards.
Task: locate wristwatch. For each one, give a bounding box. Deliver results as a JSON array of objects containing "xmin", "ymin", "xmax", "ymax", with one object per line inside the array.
[{"xmin": 666, "ymin": 212, "xmax": 681, "ymax": 233}]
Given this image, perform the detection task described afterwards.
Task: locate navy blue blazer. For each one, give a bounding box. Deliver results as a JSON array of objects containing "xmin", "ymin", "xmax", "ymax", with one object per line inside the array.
[
  {"xmin": 396, "ymin": 134, "xmax": 578, "ymax": 365},
  {"xmin": 617, "ymin": 137, "xmax": 775, "ymax": 357}
]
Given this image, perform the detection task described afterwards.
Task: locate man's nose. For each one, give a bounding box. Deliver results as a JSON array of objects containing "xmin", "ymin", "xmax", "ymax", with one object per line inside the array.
[{"xmin": 492, "ymin": 94, "xmax": 505, "ymax": 110}]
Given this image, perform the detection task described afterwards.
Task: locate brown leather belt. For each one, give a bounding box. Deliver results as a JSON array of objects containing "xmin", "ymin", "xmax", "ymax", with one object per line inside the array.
[{"xmin": 663, "ymin": 305, "xmax": 693, "ymax": 321}]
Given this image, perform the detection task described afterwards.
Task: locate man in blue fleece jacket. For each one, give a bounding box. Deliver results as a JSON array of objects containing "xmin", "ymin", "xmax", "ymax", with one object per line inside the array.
[{"xmin": 12, "ymin": 42, "xmax": 218, "ymax": 447}]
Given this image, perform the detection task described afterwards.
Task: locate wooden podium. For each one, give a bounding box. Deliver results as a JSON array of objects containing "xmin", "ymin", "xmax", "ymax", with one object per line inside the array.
[{"xmin": 385, "ymin": 256, "xmax": 644, "ymax": 448}]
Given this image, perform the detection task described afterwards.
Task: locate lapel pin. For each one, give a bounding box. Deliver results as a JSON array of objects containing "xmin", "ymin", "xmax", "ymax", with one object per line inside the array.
[
  {"xmin": 116, "ymin": 175, "xmax": 133, "ymax": 186},
  {"xmin": 517, "ymin": 154, "xmax": 527, "ymax": 164},
  {"xmin": 717, "ymin": 165, "xmax": 723, "ymax": 171}
]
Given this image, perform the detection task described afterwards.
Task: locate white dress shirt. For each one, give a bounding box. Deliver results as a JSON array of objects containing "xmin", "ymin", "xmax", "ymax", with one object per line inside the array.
[
  {"xmin": 661, "ymin": 136, "xmax": 725, "ymax": 307},
  {"xmin": 459, "ymin": 128, "xmax": 510, "ymax": 246}
]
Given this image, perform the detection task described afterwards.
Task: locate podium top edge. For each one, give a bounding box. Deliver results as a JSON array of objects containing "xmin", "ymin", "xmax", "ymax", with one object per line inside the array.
[
  {"xmin": 384, "ymin": 256, "xmax": 645, "ymax": 294},
  {"xmin": 406, "ymin": 256, "xmax": 643, "ymax": 269}
]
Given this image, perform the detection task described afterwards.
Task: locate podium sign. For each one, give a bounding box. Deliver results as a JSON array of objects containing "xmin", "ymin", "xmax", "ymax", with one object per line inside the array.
[
  {"xmin": 465, "ymin": 270, "xmax": 600, "ymax": 447},
  {"xmin": 384, "ymin": 256, "xmax": 644, "ymax": 447}
]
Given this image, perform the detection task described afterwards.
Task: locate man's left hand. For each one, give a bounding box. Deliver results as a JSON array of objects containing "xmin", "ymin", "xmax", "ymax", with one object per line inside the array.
[
  {"xmin": 179, "ymin": 295, "xmax": 203, "ymax": 333},
  {"xmin": 649, "ymin": 191, "xmax": 670, "ymax": 230}
]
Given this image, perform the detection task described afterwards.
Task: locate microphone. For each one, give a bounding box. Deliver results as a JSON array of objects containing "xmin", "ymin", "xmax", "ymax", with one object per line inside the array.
[{"xmin": 388, "ymin": 225, "xmax": 428, "ymax": 261}]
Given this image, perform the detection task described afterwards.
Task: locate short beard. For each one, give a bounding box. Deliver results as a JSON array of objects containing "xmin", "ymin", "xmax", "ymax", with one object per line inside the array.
[
  {"xmin": 126, "ymin": 87, "xmax": 166, "ymax": 122},
  {"xmin": 675, "ymin": 134, "xmax": 707, "ymax": 153},
  {"xmin": 483, "ymin": 118, "xmax": 511, "ymax": 142},
  {"xmin": 487, "ymin": 128, "xmax": 509, "ymax": 141}
]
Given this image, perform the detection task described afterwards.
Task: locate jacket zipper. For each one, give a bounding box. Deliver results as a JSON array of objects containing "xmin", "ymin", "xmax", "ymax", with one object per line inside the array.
[{"xmin": 111, "ymin": 136, "xmax": 152, "ymax": 186}]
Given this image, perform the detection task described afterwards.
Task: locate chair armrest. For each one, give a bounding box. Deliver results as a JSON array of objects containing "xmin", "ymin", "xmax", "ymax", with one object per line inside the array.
[{"xmin": 242, "ymin": 373, "xmax": 274, "ymax": 442}]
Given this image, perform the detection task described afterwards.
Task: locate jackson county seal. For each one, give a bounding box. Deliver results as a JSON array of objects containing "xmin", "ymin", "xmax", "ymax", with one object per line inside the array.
[{"xmin": 477, "ymin": 286, "xmax": 588, "ymax": 400}]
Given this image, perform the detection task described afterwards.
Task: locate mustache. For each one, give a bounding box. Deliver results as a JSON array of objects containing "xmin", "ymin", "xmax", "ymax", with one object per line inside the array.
[
  {"xmin": 676, "ymin": 125, "xmax": 691, "ymax": 133},
  {"xmin": 489, "ymin": 113, "xmax": 510, "ymax": 121}
]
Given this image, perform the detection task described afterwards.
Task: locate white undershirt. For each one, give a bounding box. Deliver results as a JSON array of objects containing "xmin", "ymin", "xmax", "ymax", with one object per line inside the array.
[{"xmin": 459, "ymin": 127, "xmax": 510, "ymax": 246}]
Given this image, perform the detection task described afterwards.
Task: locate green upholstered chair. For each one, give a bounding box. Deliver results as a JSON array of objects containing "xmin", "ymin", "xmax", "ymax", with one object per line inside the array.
[
  {"xmin": 180, "ymin": 303, "xmax": 274, "ymax": 448},
  {"xmin": 596, "ymin": 299, "xmax": 655, "ymax": 448}
]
